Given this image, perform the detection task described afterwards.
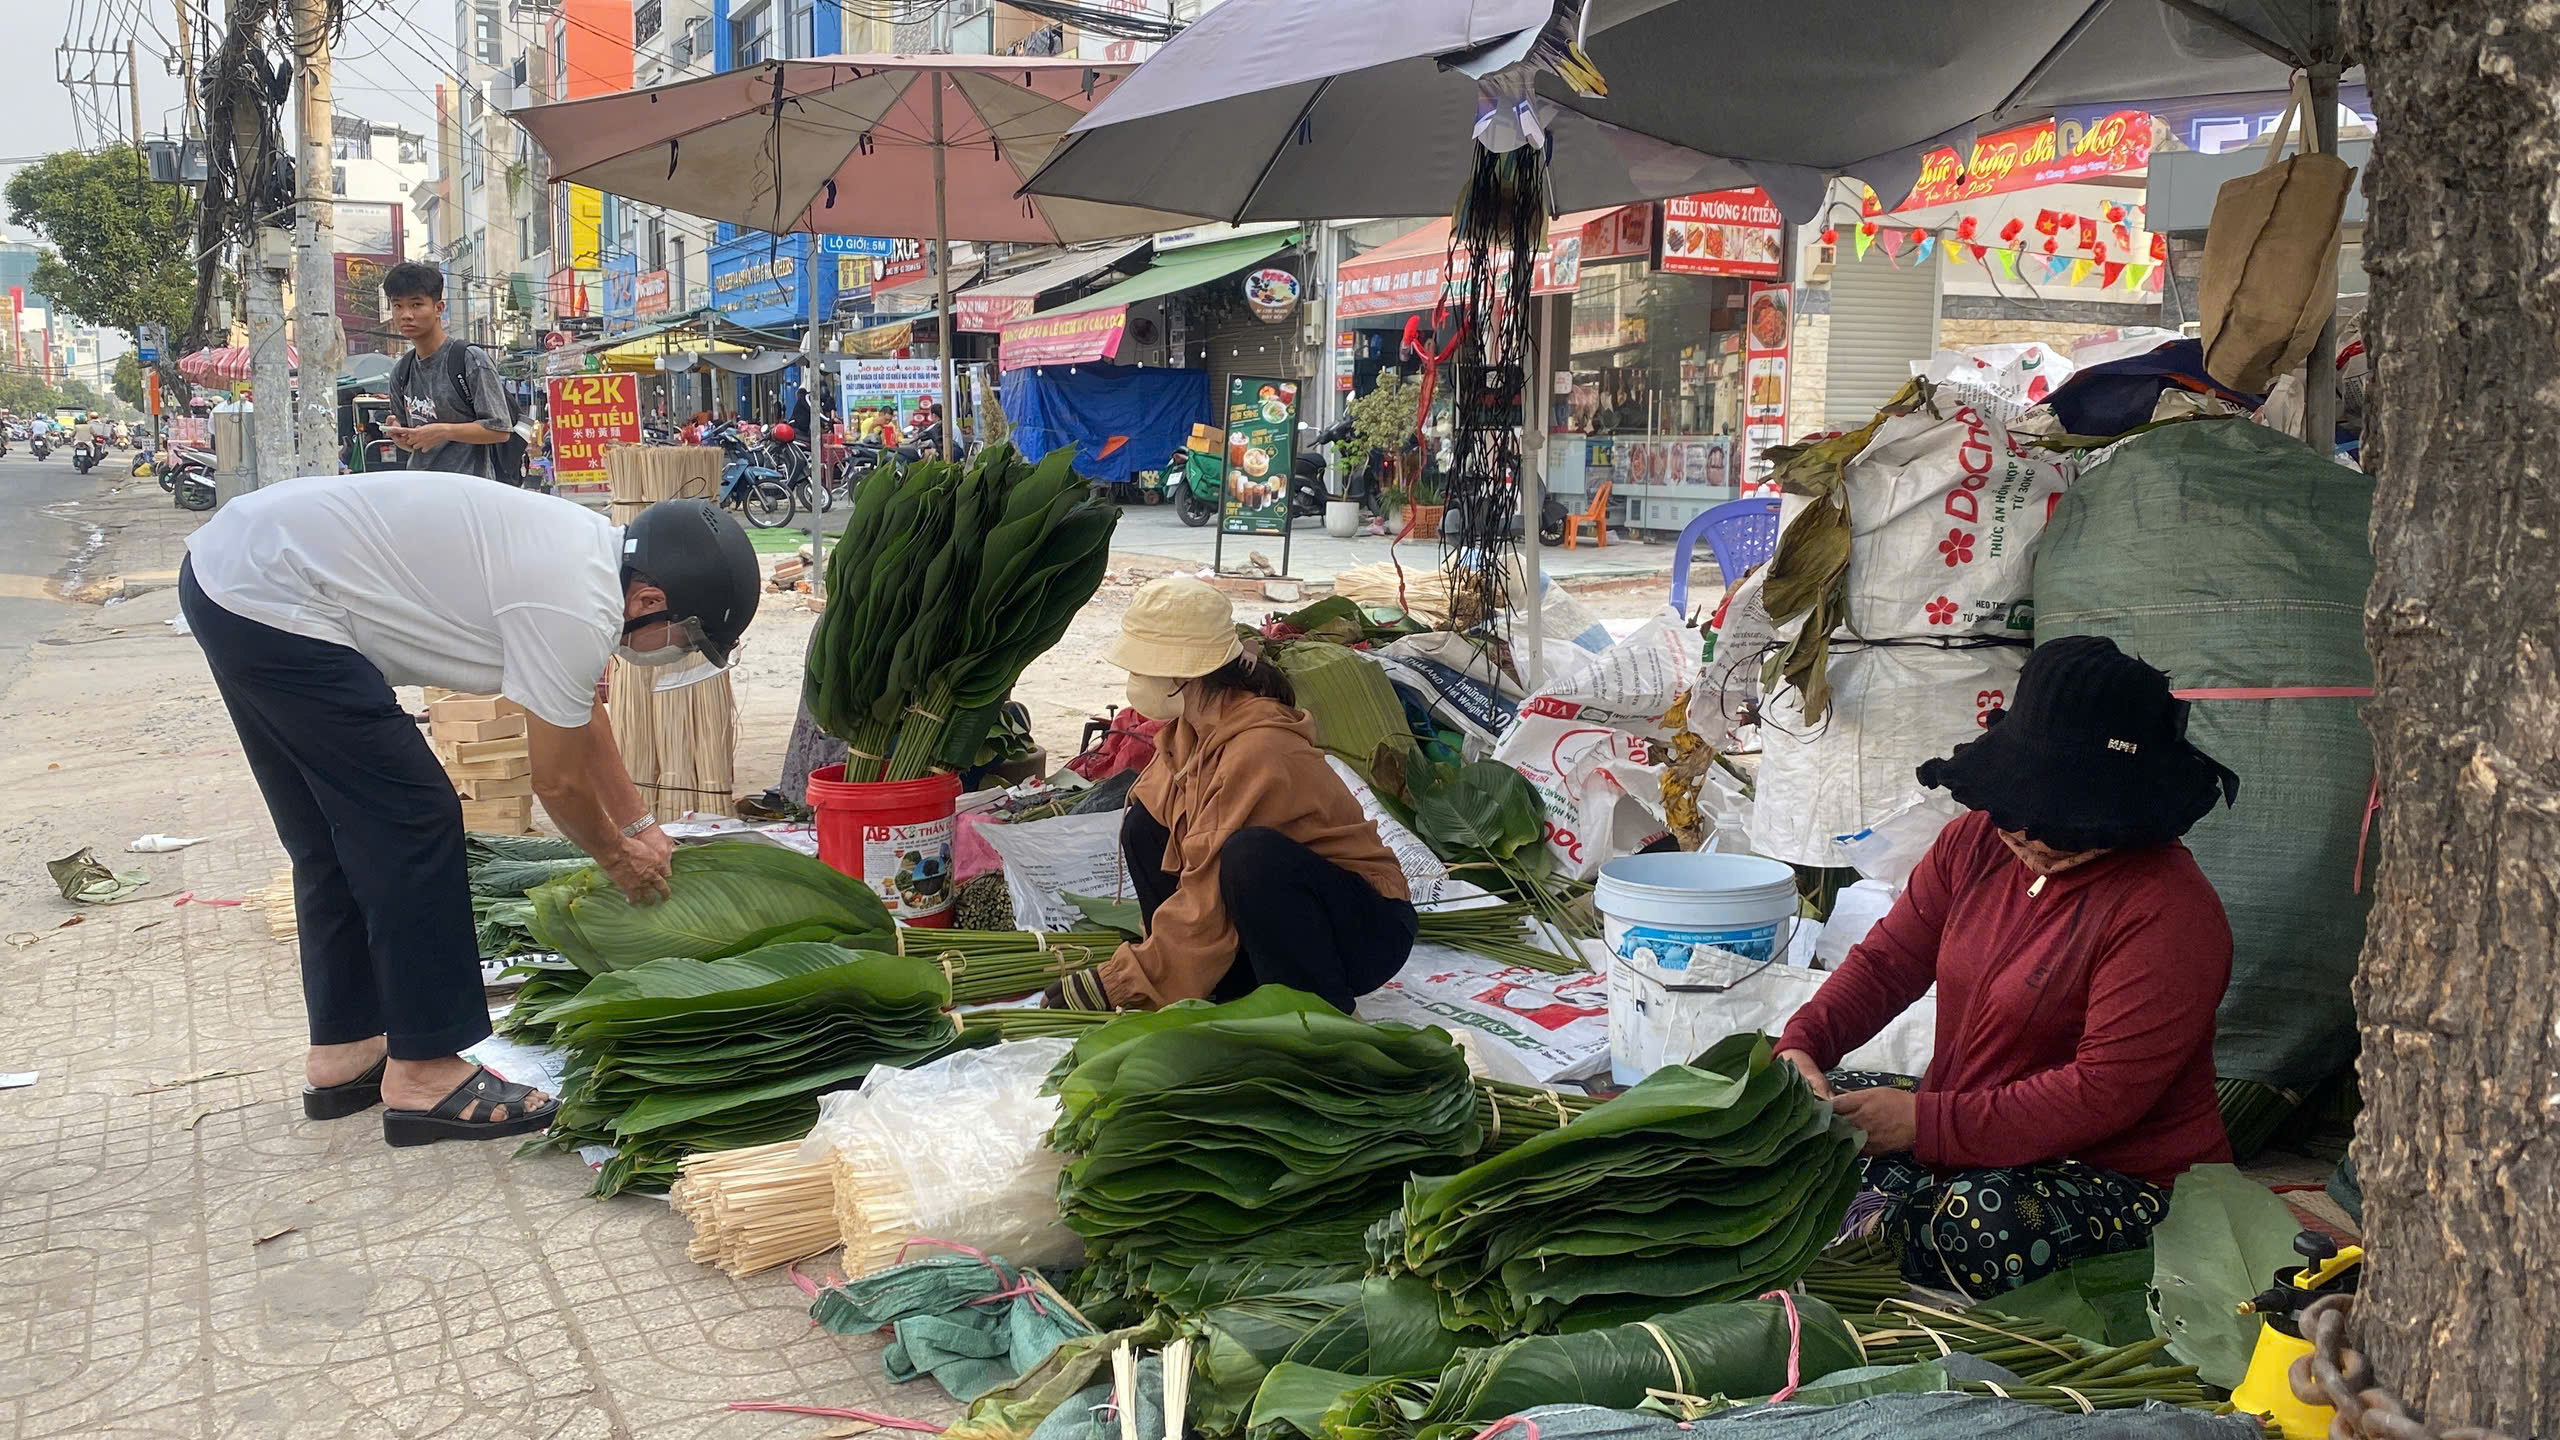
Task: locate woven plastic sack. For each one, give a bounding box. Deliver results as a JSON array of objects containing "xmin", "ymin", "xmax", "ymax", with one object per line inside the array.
[{"xmin": 2034, "ymin": 418, "xmax": 2375, "ymax": 1089}]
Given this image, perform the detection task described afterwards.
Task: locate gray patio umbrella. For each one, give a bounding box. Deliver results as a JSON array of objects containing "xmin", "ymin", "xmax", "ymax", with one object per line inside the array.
[{"xmin": 1023, "ymin": 0, "xmax": 2344, "ymax": 225}]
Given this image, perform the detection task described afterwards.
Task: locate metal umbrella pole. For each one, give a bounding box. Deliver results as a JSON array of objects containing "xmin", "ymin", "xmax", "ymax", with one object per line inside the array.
[{"xmin": 931, "ymin": 75, "xmax": 956, "ymax": 462}]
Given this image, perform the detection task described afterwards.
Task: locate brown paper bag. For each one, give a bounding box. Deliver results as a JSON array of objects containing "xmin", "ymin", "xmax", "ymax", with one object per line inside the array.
[{"xmin": 2197, "ymin": 83, "xmax": 2356, "ymax": 394}]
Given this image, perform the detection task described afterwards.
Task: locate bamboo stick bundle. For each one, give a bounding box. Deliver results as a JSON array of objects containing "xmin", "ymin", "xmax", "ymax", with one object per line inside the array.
[
  {"xmin": 670, "ymin": 1140, "xmax": 841, "ymax": 1277},
  {"xmin": 831, "ymin": 1124, "xmax": 930, "ymax": 1279},
  {"xmin": 606, "ymin": 444, "xmax": 741, "ymax": 818}
]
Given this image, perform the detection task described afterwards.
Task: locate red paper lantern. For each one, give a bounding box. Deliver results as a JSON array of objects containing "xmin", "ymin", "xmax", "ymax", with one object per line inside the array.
[
  {"xmin": 1908, "ymin": 227, "xmax": 1928, "ymax": 247},
  {"xmin": 2000, "ymin": 217, "xmax": 2025, "ymax": 243},
  {"xmin": 1956, "ymin": 216, "xmax": 1978, "ymax": 240},
  {"xmin": 2149, "ymin": 233, "xmax": 2168, "ymax": 261},
  {"xmin": 1820, "ymin": 227, "xmax": 1838, "ymax": 245},
  {"xmin": 2041, "ymin": 238, "xmax": 2058, "ymax": 255},
  {"xmin": 1859, "ymin": 220, "xmax": 1878, "ymax": 237},
  {"xmin": 2093, "ymin": 242, "xmax": 2110, "ymax": 263},
  {"xmin": 2101, "ymin": 201, "xmax": 2124, "ymax": 223}
]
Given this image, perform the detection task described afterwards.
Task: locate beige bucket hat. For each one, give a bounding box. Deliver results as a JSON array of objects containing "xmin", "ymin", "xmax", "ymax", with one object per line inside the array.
[{"xmin": 1106, "ymin": 576, "xmax": 1242, "ymax": 679}]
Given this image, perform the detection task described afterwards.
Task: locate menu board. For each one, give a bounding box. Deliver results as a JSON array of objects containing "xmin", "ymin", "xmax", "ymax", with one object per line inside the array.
[
  {"xmin": 1741, "ymin": 284, "xmax": 1791, "ymax": 491},
  {"xmin": 1219, "ymin": 375, "xmax": 1299, "ymax": 538},
  {"xmin": 1660, "ymin": 189, "xmax": 1786, "ymax": 279},
  {"xmin": 547, "ymin": 372, "xmax": 640, "ymax": 493}
]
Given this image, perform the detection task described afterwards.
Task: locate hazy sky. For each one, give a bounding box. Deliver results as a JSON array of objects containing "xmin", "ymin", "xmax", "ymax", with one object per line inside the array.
[{"xmin": 1, "ymin": 0, "xmax": 465, "ymax": 245}]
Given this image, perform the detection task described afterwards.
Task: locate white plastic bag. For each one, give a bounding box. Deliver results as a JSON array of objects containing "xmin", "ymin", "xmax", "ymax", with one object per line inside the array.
[
  {"xmin": 1358, "ymin": 944, "xmax": 1613, "ymax": 1086},
  {"xmin": 1915, "ymin": 342, "xmax": 2075, "ymax": 412},
  {"xmin": 1812, "ymin": 879, "xmax": 1903, "ymax": 969},
  {"xmin": 1830, "ymin": 790, "xmax": 1966, "ymax": 888},
  {"xmin": 979, "ymin": 810, "xmax": 1135, "ymax": 932},
  {"xmin": 802, "ymin": 1039, "xmax": 1081, "ymax": 1274}
]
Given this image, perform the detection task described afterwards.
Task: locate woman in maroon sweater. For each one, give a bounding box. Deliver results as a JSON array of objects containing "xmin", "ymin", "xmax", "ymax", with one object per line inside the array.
[{"xmin": 1777, "ymin": 636, "xmax": 2241, "ymax": 1298}]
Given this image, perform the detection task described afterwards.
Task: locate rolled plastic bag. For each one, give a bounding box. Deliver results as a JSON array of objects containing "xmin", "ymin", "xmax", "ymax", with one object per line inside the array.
[{"xmin": 802, "ymin": 1037, "xmax": 1082, "ymax": 1275}]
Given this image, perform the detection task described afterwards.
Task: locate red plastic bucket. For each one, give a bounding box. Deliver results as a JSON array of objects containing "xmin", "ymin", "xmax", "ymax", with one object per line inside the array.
[{"xmin": 807, "ymin": 765, "xmax": 964, "ymax": 927}]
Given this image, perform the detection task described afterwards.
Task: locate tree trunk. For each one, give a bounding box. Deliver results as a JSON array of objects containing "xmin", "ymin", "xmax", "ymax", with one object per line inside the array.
[{"xmin": 2348, "ymin": 0, "xmax": 2560, "ymax": 1429}]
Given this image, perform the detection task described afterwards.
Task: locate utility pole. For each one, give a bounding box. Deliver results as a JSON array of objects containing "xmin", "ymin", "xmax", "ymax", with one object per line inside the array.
[
  {"xmin": 234, "ymin": 81, "xmax": 293, "ymax": 503},
  {"xmin": 174, "ymin": 0, "xmax": 197, "ymax": 125},
  {"xmin": 291, "ymin": 0, "xmax": 344, "ymax": 474},
  {"xmin": 128, "ymin": 42, "xmax": 144, "ymax": 150}
]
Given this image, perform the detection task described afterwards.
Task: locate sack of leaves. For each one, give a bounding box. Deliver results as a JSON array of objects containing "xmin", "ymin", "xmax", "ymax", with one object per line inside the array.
[
  {"xmin": 1047, "ymin": 988, "xmax": 1481, "ymax": 1313},
  {"xmin": 531, "ymin": 942, "xmax": 961, "ymax": 1196},
  {"xmin": 1385, "ymin": 1032, "xmax": 1862, "ymax": 1333}
]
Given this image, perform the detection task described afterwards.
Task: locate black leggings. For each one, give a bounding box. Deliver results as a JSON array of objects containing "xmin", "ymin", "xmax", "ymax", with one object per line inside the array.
[
  {"xmin": 1121, "ymin": 800, "xmax": 1417, "ymax": 1012},
  {"xmin": 181, "ymin": 560, "xmax": 491, "ymax": 1061}
]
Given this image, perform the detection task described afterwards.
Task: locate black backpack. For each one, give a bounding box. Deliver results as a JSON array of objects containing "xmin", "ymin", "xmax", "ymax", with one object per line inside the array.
[{"xmin": 393, "ymin": 341, "xmax": 529, "ymax": 485}]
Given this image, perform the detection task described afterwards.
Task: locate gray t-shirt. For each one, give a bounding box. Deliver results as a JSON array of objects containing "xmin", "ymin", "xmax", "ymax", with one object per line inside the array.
[{"xmin": 393, "ymin": 340, "xmax": 514, "ymax": 480}]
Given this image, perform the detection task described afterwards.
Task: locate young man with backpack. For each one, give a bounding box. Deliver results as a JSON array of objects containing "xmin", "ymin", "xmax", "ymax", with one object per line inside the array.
[{"xmin": 381, "ymin": 262, "xmax": 529, "ymax": 484}]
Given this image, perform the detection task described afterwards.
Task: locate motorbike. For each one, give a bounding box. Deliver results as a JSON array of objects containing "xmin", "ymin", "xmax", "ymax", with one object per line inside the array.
[
  {"xmin": 71, "ymin": 439, "xmax": 98, "ymax": 474},
  {"xmin": 31, "ymin": 434, "xmax": 50, "ymax": 461},
  {"xmin": 700, "ymin": 420, "xmax": 795, "ymax": 529},
  {"xmin": 1169, "ymin": 415, "xmax": 1355, "ymax": 528},
  {"xmin": 167, "ymin": 443, "xmax": 217, "ymax": 511}
]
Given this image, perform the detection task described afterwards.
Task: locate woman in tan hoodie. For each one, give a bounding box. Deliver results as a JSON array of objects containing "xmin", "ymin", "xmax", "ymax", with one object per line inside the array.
[{"xmin": 1047, "ymin": 577, "xmax": 1416, "ymax": 1012}]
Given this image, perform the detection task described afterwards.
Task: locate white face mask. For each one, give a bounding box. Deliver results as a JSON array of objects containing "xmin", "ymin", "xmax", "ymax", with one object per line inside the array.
[{"xmin": 1125, "ymin": 674, "xmax": 1186, "ymax": 722}]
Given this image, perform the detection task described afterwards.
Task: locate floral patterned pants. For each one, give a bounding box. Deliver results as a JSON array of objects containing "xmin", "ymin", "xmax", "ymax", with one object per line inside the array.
[{"xmin": 1829, "ymin": 1070, "xmax": 2170, "ymax": 1299}]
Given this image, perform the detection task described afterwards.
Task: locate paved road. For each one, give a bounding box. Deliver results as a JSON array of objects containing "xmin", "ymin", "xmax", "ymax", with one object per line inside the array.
[{"xmin": 0, "ymin": 444, "xmax": 126, "ymax": 693}]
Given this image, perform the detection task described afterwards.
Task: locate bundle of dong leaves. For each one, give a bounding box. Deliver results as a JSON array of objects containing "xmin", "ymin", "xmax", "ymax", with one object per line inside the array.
[
  {"xmin": 1381, "ymin": 1032, "xmax": 1863, "ymax": 1333},
  {"xmin": 533, "ymin": 941, "xmax": 962, "ymax": 1196},
  {"xmin": 808, "ymin": 442, "xmax": 1118, "ymax": 781},
  {"xmin": 1048, "ymin": 989, "xmax": 1481, "ymax": 1313}
]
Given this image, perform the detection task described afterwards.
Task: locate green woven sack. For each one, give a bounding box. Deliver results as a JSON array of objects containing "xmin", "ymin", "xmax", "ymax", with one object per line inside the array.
[{"xmin": 2034, "ymin": 419, "xmax": 2375, "ymax": 1092}]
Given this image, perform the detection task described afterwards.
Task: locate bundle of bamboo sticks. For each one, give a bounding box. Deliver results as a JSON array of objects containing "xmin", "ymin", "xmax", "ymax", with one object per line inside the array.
[
  {"xmin": 670, "ymin": 1141, "xmax": 840, "ymax": 1277},
  {"xmin": 831, "ymin": 1123, "xmax": 930, "ymax": 1279},
  {"xmin": 606, "ymin": 445, "xmax": 740, "ymax": 818}
]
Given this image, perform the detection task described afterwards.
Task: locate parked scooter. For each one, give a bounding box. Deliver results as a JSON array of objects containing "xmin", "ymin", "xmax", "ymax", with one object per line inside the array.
[
  {"xmin": 1288, "ymin": 415, "xmax": 1357, "ymax": 521},
  {"xmin": 167, "ymin": 444, "xmax": 217, "ymax": 511}
]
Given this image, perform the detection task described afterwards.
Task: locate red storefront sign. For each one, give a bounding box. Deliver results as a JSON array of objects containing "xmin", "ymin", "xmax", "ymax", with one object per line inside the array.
[
  {"xmin": 998, "ymin": 307, "xmax": 1130, "ymax": 371},
  {"xmin": 1659, "ymin": 189, "xmax": 1785, "ymax": 279},
  {"xmin": 1336, "ymin": 209, "xmax": 1629, "ymax": 320},
  {"xmin": 1741, "ymin": 283, "xmax": 1791, "ymax": 493},
  {"xmin": 635, "ymin": 268, "xmax": 672, "ymax": 316},
  {"xmin": 874, "ymin": 238, "xmax": 931, "ymax": 291},
  {"xmin": 547, "ymin": 372, "xmax": 640, "ymax": 490},
  {"xmin": 1864, "ymin": 110, "xmax": 2153, "ymax": 215},
  {"xmin": 956, "ymin": 292, "xmax": 1037, "ymax": 332}
]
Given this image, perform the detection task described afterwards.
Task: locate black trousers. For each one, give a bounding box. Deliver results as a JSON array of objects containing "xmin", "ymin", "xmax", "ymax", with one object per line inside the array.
[
  {"xmin": 1121, "ymin": 799, "xmax": 1417, "ymax": 1012},
  {"xmin": 180, "ymin": 560, "xmax": 490, "ymax": 1060}
]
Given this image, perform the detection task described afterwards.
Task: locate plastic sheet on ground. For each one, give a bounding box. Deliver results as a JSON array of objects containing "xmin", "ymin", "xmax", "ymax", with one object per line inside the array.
[
  {"xmin": 1495, "ymin": 1394, "xmax": 2259, "ymax": 1439},
  {"xmin": 1358, "ymin": 944, "xmax": 1610, "ymax": 1087},
  {"xmin": 1491, "ymin": 614, "xmax": 1698, "ymax": 880}
]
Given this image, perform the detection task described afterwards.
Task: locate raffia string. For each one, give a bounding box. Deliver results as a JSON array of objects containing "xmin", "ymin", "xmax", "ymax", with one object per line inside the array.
[
  {"xmin": 1883, "ymin": 1301, "xmax": 2077, "ymax": 1362},
  {"xmin": 1634, "ymin": 1321, "xmax": 1687, "ymax": 1395},
  {"xmin": 2053, "ymin": 1385, "xmax": 2095, "ymax": 1415}
]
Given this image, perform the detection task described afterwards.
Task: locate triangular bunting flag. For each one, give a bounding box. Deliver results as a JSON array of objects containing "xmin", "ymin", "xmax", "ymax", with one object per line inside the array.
[
  {"xmin": 2067, "ymin": 258, "xmax": 2094, "ymax": 285},
  {"xmin": 1853, "ymin": 228, "xmax": 1873, "ymax": 260},
  {"xmin": 2101, "ymin": 261, "xmax": 2126, "ymax": 288},
  {"xmin": 2041, "ymin": 254, "xmax": 2068, "ymax": 283},
  {"xmin": 1947, "ymin": 239, "xmax": 1972, "ymax": 266},
  {"xmin": 1915, "ymin": 235, "xmax": 1936, "ymax": 261},
  {"xmin": 1992, "ymin": 248, "xmax": 2017, "ymax": 278},
  {"xmin": 1970, "ymin": 243, "xmax": 1988, "ymax": 265},
  {"xmin": 1877, "ymin": 228, "xmax": 1906, "ymax": 258},
  {"xmin": 2125, "ymin": 262, "xmax": 2154, "ymax": 292}
]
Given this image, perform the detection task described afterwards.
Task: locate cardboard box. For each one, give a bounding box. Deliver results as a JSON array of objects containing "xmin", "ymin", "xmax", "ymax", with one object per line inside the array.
[
  {"xmin": 461, "ymin": 796, "xmax": 533, "ymax": 832},
  {"xmin": 429, "ymin": 713, "xmax": 527, "ymax": 744},
  {"xmin": 456, "ymin": 774, "xmax": 536, "ymax": 800},
  {"xmin": 428, "ymin": 694, "xmax": 524, "ymax": 723}
]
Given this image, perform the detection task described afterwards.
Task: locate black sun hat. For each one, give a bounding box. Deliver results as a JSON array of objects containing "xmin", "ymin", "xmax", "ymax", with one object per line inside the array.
[{"xmin": 1916, "ymin": 635, "xmax": 2240, "ymax": 852}]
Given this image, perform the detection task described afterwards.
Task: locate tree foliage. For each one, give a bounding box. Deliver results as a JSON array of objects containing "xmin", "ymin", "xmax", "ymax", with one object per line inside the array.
[
  {"xmin": 112, "ymin": 353, "xmax": 143, "ymax": 408},
  {"xmin": 3, "ymin": 147, "xmax": 194, "ymax": 340}
]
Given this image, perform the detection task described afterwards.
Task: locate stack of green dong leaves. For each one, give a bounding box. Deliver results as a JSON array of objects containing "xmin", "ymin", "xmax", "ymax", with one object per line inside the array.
[
  {"xmin": 1383, "ymin": 1032, "xmax": 1863, "ymax": 1333},
  {"xmin": 1048, "ymin": 989, "xmax": 1481, "ymax": 1312},
  {"xmin": 531, "ymin": 943, "xmax": 961, "ymax": 1196}
]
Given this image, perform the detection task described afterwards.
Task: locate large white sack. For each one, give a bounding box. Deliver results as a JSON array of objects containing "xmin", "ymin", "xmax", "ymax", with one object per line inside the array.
[{"xmin": 1752, "ymin": 642, "xmax": 2025, "ymax": 866}]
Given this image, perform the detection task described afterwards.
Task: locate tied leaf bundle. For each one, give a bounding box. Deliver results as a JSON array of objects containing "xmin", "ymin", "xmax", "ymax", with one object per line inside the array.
[
  {"xmin": 1268, "ymin": 1295, "xmax": 1863, "ymax": 1440},
  {"xmin": 532, "ymin": 942, "xmax": 960, "ymax": 1195},
  {"xmin": 807, "ymin": 443, "xmax": 1119, "ymax": 780},
  {"xmin": 1189, "ymin": 1274, "xmax": 1465, "ymax": 1439},
  {"xmin": 526, "ymin": 841, "xmax": 893, "ymax": 976},
  {"xmin": 1384, "ymin": 1033, "xmax": 1862, "ymax": 1333},
  {"xmin": 1047, "ymin": 989, "xmax": 1482, "ymax": 1312}
]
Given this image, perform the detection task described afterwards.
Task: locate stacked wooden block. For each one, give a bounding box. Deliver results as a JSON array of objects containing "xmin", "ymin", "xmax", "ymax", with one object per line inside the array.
[{"xmin": 425, "ymin": 689, "xmax": 537, "ymax": 833}]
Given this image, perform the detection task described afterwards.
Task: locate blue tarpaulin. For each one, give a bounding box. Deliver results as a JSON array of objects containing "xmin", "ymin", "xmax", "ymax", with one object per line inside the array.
[{"xmin": 1001, "ymin": 363, "xmax": 1212, "ymax": 486}]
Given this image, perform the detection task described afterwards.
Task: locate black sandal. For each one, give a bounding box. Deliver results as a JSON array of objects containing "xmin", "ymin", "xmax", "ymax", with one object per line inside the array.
[
  {"xmin": 302, "ymin": 1056, "xmax": 387, "ymax": 1120},
  {"xmin": 382, "ymin": 1065, "xmax": 559, "ymax": 1148}
]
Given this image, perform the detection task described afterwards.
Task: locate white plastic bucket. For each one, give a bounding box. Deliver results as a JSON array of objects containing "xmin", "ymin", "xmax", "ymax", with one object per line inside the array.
[{"xmin": 1595, "ymin": 851, "xmax": 1800, "ymax": 973}]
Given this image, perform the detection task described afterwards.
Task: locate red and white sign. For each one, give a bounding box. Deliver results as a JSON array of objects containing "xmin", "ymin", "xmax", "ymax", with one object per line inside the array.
[
  {"xmin": 542, "ymin": 331, "xmax": 569, "ymax": 351},
  {"xmin": 1864, "ymin": 110, "xmax": 2154, "ymax": 215},
  {"xmin": 1660, "ymin": 189, "xmax": 1785, "ymax": 279},
  {"xmin": 873, "ymin": 238, "xmax": 930, "ymax": 291},
  {"xmin": 998, "ymin": 306, "xmax": 1130, "ymax": 371},
  {"xmin": 1741, "ymin": 283, "xmax": 1791, "ymax": 491},
  {"xmin": 635, "ymin": 268, "xmax": 672, "ymax": 317},
  {"xmin": 547, "ymin": 372, "xmax": 641, "ymax": 491},
  {"xmin": 1336, "ymin": 207, "xmax": 1641, "ymax": 320},
  {"xmin": 955, "ymin": 292, "xmax": 1037, "ymax": 333}
]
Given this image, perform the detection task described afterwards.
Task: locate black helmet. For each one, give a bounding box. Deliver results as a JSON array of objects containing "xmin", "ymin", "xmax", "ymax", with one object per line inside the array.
[{"xmin": 621, "ymin": 499, "xmax": 761, "ymax": 667}]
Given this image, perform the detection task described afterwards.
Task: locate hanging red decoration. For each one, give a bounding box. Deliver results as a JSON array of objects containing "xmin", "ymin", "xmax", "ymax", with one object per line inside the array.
[
  {"xmin": 1908, "ymin": 227, "xmax": 1928, "ymax": 248},
  {"xmin": 2033, "ymin": 209, "xmax": 2061, "ymax": 236},
  {"xmin": 2000, "ymin": 217, "xmax": 2025, "ymax": 243},
  {"xmin": 1859, "ymin": 220, "xmax": 1878, "ymax": 237},
  {"xmin": 2093, "ymin": 242, "xmax": 2110, "ymax": 263},
  {"xmin": 2149, "ymin": 233, "xmax": 2168, "ymax": 261},
  {"xmin": 1820, "ymin": 227, "xmax": 1838, "ymax": 246},
  {"xmin": 2077, "ymin": 217, "xmax": 2099, "ymax": 251},
  {"xmin": 1956, "ymin": 216, "xmax": 1978, "ymax": 240},
  {"xmin": 2100, "ymin": 201, "xmax": 2124, "ymax": 223},
  {"xmin": 2041, "ymin": 237, "xmax": 2058, "ymax": 255}
]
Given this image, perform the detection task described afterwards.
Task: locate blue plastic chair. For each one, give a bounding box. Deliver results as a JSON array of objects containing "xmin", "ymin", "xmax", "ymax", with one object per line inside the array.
[{"xmin": 1669, "ymin": 496, "xmax": 1783, "ymax": 617}]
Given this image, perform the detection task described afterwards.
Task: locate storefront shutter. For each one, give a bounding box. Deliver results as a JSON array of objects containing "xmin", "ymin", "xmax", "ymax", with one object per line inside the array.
[
  {"xmin": 1823, "ymin": 248, "xmax": 1940, "ymax": 426},
  {"xmin": 1193, "ymin": 309, "xmax": 1308, "ymax": 424}
]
